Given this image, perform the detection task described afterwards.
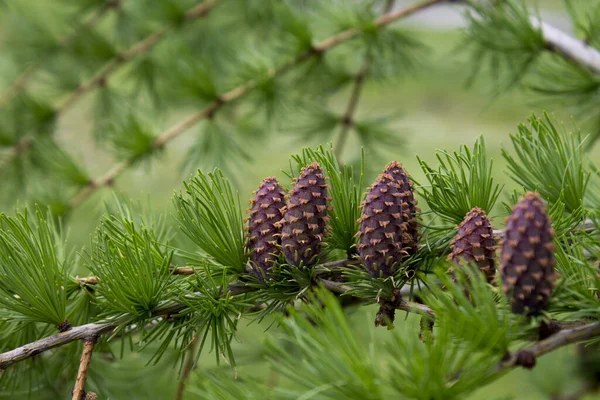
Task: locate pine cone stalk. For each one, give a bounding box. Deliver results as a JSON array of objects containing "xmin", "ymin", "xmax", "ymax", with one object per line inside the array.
[
  {"xmin": 246, "ymin": 177, "xmax": 286, "ymax": 279},
  {"xmin": 449, "ymin": 207, "xmax": 496, "ymax": 283},
  {"xmin": 280, "ymin": 162, "xmax": 331, "ymax": 267},
  {"xmin": 500, "ymin": 192, "xmax": 557, "ymax": 315}
]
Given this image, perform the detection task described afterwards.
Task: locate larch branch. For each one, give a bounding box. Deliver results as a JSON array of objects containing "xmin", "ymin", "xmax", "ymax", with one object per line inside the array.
[
  {"xmin": 499, "ymin": 321, "xmax": 600, "ymax": 371},
  {"xmin": 56, "ymin": 0, "xmax": 221, "ymax": 115},
  {"xmin": 0, "ymin": 0, "xmax": 119, "ymax": 109},
  {"xmin": 531, "ymin": 18, "xmax": 600, "ymax": 75},
  {"xmin": 2, "ymin": 0, "xmax": 221, "ymax": 175},
  {"xmin": 334, "ymin": 0, "xmax": 395, "ymax": 160},
  {"xmin": 67, "ymin": 0, "xmax": 448, "ymax": 209}
]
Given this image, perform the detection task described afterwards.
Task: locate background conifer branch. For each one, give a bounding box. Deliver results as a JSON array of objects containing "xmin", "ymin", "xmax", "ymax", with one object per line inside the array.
[
  {"xmin": 66, "ymin": 0, "xmax": 447, "ymax": 210},
  {"xmin": 531, "ymin": 18, "xmax": 600, "ymax": 75},
  {"xmin": 0, "ymin": 0, "xmax": 122, "ymax": 109},
  {"xmin": 334, "ymin": 58, "xmax": 369, "ymax": 160},
  {"xmin": 333, "ymin": 0, "xmax": 395, "ymax": 160},
  {"xmin": 56, "ymin": 0, "xmax": 221, "ymax": 115},
  {"xmin": 3, "ymin": 0, "xmax": 221, "ymax": 171}
]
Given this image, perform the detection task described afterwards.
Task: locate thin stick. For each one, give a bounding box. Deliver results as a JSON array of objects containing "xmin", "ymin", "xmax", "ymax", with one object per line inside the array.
[
  {"xmin": 531, "ymin": 18, "xmax": 600, "ymax": 75},
  {"xmin": 334, "ymin": 55, "xmax": 369, "ymax": 161},
  {"xmin": 334, "ymin": 0, "xmax": 396, "ymax": 160},
  {"xmin": 0, "ymin": 1, "xmax": 119, "ymax": 109},
  {"xmin": 66, "ymin": 0, "xmax": 447, "ymax": 209},
  {"xmin": 71, "ymin": 336, "xmax": 98, "ymax": 400},
  {"xmin": 175, "ymin": 335, "xmax": 199, "ymax": 400},
  {"xmin": 318, "ymin": 278, "xmax": 436, "ymax": 318},
  {"xmin": 499, "ymin": 321, "xmax": 600, "ymax": 370}
]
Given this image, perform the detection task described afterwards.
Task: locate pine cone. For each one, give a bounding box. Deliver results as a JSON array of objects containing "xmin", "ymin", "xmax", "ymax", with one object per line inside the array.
[
  {"xmin": 246, "ymin": 176, "xmax": 286, "ymax": 279},
  {"xmin": 383, "ymin": 161, "xmax": 420, "ymax": 257},
  {"xmin": 501, "ymin": 192, "xmax": 557, "ymax": 315},
  {"xmin": 449, "ymin": 207, "xmax": 496, "ymax": 282},
  {"xmin": 357, "ymin": 173, "xmax": 408, "ymax": 277},
  {"xmin": 280, "ymin": 162, "xmax": 331, "ymax": 267}
]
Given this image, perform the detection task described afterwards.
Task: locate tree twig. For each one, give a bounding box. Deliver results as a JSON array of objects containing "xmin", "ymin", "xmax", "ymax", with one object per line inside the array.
[
  {"xmin": 71, "ymin": 336, "xmax": 98, "ymax": 400},
  {"xmin": 318, "ymin": 278, "xmax": 436, "ymax": 318},
  {"xmin": 499, "ymin": 321, "xmax": 600, "ymax": 371},
  {"xmin": 67, "ymin": 0, "xmax": 448, "ymax": 209},
  {"xmin": 531, "ymin": 18, "xmax": 600, "ymax": 75},
  {"xmin": 334, "ymin": 58, "xmax": 369, "ymax": 160},
  {"xmin": 175, "ymin": 335, "xmax": 199, "ymax": 400}
]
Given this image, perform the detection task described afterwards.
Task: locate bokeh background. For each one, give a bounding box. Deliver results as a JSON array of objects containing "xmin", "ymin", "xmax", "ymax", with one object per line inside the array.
[{"xmin": 0, "ymin": 0, "xmax": 597, "ymax": 398}]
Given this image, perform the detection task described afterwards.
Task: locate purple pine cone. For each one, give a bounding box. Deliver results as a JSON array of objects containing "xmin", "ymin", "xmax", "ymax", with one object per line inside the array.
[
  {"xmin": 383, "ymin": 161, "xmax": 420, "ymax": 257},
  {"xmin": 246, "ymin": 176, "xmax": 286, "ymax": 279},
  {"xmin": 501, "ymin": 192, "xmax": 557, "ymax": 315},
  {"xmin": 280, "ymin": 162, "xmax": 331, "ymax": 267},
  {"xmin": 356, "ymin": 173, "xmax": 408, "ymax": 277},
  {"xmin": 450, "ymin": 207, "xmax": 496, "ymax": 283}
]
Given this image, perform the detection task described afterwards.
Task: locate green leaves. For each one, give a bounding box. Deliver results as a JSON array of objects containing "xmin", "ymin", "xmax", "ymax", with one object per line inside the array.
[
  {"xmin": 426, "ymin": 264, "xmax": 518, "ymax": 354},
  {"xmin": 173, "ymin": 267, "xmax": 251, "ymax": 368},
  {"xmin": 174, "ymin": 169, "xmax": 246, "ymax": 272},
  {"xmin": 86, "ymin": 204, "xmax": 173, "ymax": 321},
  {"xmin": 266, "ymin": 288, "xmax": 510, "ymax": 400},
  {"xmin": 502, "ymin": 113, "xmax": 590, "ymax": 214},
  {"xmin": 0, "ymin": 207, "xmax": 69, "ymax": 326},
  {"xmin": 107, "ymin": 114, "xmax": 159, "ymax": 162},
  {"xmin": 418, "ymin": 136, "xmax": 502, "ymax": 226},
  {"xmin": 464, "ymin": 0, "xmax": 545, "ymax": 89},
  {"xmin": 266, "ymin": 290, "xmax": 382, "ymax": 400}
]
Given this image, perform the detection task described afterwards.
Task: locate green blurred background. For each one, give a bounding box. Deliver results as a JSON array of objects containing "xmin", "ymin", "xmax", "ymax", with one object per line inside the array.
[{"xmin": 1, "ymin": 0, "xmax": 598, "ymax": 398}]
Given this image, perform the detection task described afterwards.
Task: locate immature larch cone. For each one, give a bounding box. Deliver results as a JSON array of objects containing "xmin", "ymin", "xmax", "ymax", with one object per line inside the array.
[
  {"xmin": 383, "ymin": 161, "xmax": 420, "ymax": 257},
  {"xmin": 356, "ymin": 173, "xmax": 406, "ymax": 278},
  {"xmin": 450, "ymin": 207, "xmax": 496, "ymax": 282},
  {"xmin": 500, "ymin": 192, "xmax": 557, "ymax": 315},
  {"xmin": 246, "ymin": 176, "xmax": 286, "ymax": 279},
  {"xmin": 280, "ymin": 162, "xmax": 331, "ymax": 267}
]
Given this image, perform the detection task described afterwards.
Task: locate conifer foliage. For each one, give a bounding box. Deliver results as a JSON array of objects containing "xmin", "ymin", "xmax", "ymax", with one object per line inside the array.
[
  {"xmin": 2, "ymin": 0, "xmax": 600, "ymax": 399},
  {"xmin": 0, "ymin": 115, "xmax": 600, "ymax": 399}
]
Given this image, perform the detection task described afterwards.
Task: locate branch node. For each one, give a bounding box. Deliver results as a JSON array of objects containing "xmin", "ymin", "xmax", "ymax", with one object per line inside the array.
[
  {"xmin": 515, "ymin": 350, "xmax": 537, "ymax": 369},
  {"xmin": 58, "ymin": 320, "xmax": 72, "ymax": 333},
  {"xmin": 538, "ymin": 320, "xmax": 562, "ymax": 340}
]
